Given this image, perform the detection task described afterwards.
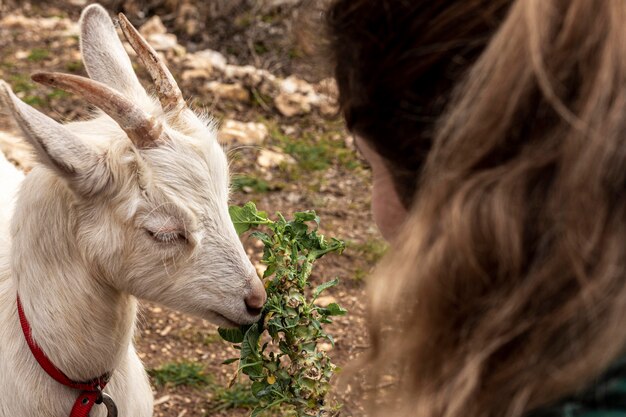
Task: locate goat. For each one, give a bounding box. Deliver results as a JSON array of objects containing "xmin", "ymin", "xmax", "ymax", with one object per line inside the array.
[{"xmin": 0, "ymin": 4, "xmax": 266, "ymax": 416}]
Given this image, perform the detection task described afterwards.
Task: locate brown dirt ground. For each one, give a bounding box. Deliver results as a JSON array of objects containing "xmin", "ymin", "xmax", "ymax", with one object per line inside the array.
[{"xmin": 0, "ymin": 1, "xmax": 383, "ymax": 416}]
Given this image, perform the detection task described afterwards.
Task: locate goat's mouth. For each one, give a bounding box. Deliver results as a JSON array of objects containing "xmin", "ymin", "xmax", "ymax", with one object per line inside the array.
[{"xmin": 206, "ymin": 310, "xmax": 241, "ymax": 328}]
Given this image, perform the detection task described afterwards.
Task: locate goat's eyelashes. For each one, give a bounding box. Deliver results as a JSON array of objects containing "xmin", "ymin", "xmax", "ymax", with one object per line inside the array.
[{"xmin": 145, "ymin": 229, "xmax": 187, "ymax": 244}]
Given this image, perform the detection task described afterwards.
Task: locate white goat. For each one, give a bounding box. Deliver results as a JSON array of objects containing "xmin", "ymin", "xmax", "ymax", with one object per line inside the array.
[{"xmin": 0, "ymin": 4, "xmax": 266, "ymax": 417}]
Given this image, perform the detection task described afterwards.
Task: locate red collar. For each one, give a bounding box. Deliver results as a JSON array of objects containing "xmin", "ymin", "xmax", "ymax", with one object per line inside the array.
[{"xmin": 17, "ymin": 295, "xmax": 112, "ymax": 417}]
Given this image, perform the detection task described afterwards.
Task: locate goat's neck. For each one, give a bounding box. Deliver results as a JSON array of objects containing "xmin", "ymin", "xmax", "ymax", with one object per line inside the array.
[{"xmin": 10, "ymin": 169, "xmax": 135, "ymax": 382}]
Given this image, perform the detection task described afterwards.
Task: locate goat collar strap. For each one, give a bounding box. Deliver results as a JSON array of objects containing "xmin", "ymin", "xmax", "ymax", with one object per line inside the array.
[{"xmin": 16, "ymin": 295, "xmax": 111, "ymax": 417}]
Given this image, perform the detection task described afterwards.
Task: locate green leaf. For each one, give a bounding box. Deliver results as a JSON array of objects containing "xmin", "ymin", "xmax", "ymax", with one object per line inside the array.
[
  {"xmin": 313, "ymin": 278, "xmax": 339, "ymax": 300},
  {"xmin": 241, "ymin": 323, "xmax": 261, "ymax": 361},
  {"xmin": 229, "ymin": 202, "xmax": 271, "ymax": 236},
  {"xmin": 221, "ymin": 358, "xmax": 239, "ymax": 365},
  {"xmin": 294, "ymin": 211, "xmax": 319, "ymax": 224},
  {"xmin": 251, "ymin": 380, "xmax": 266, "ymax": 396},
  {"xmin": 218, "ymin": 327, "xmax": 245, "ymax": 343},
  {"xmin": 309, "ymin": 238, "xmax": 345, "ymax": 260},
  {"xmin": 323, "ymin": 303, "xmax": 347, "ymax": 316}
]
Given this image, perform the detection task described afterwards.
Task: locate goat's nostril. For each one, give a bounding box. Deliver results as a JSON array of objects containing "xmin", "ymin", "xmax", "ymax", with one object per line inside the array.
[
  {"xmin": 244, "ymin": 280, "xmax": 266, "ymax": 317},
  {"xmin": 245, "ymin": 303, "xmax": 263, "ymax": 316},
  {"xmin": 244, "ymin": 293, "xmax": 265, "ymax": 316}
]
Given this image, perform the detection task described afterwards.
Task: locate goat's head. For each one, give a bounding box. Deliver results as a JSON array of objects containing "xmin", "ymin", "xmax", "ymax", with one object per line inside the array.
[{"xmin": 0, "ymin": 4, "xmax": 266, "ymax": 327}]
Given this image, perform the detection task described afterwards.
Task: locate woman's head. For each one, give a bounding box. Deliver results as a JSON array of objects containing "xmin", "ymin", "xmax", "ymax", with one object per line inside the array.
[
  {"xmin": 327, "ymin": 0, "xmax": 511, "ymax": 210},
  {"xmin": 325, "ymin": 1, "xmax": 626, "ymax": 416}
]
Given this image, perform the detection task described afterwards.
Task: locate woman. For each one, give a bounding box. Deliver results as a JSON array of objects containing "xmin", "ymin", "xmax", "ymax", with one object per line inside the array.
[{"xmin": 324, "ymin": 1, "xmax": 626, "ymax": 416}]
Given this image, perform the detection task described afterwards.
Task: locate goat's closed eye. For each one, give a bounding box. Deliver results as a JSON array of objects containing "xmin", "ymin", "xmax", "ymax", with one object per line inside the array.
[{"xmin": 146, "ymin": 229, "xmax": 187, "ymax": 244}]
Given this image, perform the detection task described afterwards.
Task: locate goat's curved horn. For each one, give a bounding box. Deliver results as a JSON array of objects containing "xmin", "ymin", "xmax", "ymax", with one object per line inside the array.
[
  {"xmin": 32, "ymin": 72, "xmax": 163, "ymax": 149},
  {"xmin": 117, "ymin": 13, "xmax": 186, "ymax": 115}
]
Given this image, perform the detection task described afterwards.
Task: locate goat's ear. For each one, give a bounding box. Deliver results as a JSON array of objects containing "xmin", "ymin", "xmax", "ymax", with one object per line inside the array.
[
  {"xmin": 80, "ymin": 4, "xmax": 147, "ymax": 101},
  {"xmin": 0, "ymin": 81, "xmax": 110, "ymax": 196}
]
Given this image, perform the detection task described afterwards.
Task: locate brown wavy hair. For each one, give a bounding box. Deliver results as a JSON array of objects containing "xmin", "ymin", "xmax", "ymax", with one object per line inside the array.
[{"xmin": 326, "ymin": 1, "xmax": 626, "ymax": 416}]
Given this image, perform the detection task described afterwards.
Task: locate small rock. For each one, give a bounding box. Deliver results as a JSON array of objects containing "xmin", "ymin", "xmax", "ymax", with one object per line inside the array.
[
  {"xmin": 344, "ymin": 135, "xmax": 355, "ymax": 150},
  {"xmin": 159, "ymin": 325, "xmax": 172, "ymax": 336},
  {"xmin": 260, "ymin": 0, "xmax": 301, "ymax": 9},
  {"xmin": 154, "ymin": 395, "xmax": 171, "ymax": 406},
  {"xmin": 257, "ymin": 149, "xmax": 295, "ymax": 168},
  {"xmin": 280, "ymin": 75, "xmax": 315, "ymax": 95},
  {"xmin": 1, "ymin": 15, "xmax": 72, "ymax": 31},
  {"xmin": 224, "ymin": 65, "xmax": 263, "ymax": 85},
  {"xmin": 181, "ymin": 68, "xmax": 212, "ymax": 82},
  {"xmin": 274, "ymin": 92, "xmax": 312, "ymax": 117},
  {"xmin": 205, "ymin": 81, "xmax": 250, "ymax": 102},
  {"xmin": 218, "ymin": 120, "xmax": 268, "ymax": 146},
  {"xmin": 188, "ymin": 49, "xmax": 227, "ymax": 72},
  {"xmin": 314, "ymin": 296, "xmax": 337, "ymax": 308},
  {"xmin": 139, "ymin": 15, "xmax": 168, "ymax": 37},
  {"xmin": 145, "ymin": 33, "xmax": 179, "ymax": 51},
  {"xmin": 282, "ymin": 125, "xmax": 297, "ymax": 136},
  {"xmin": 285, "ymin": 192, "xmax": 301, "ymax": 204},
  {"xmin": 175, "ymin": 2, "xmax": 201, "ymax": 37},
  {"xmin": 316, "ymin": 78, "xmax": 339, "ymax": 98},
  {"xmin": 138, "ymin": 16, "xmax": 180, "ymax": 52},
  {"xmin": 319, "ymin": 97, "xmax": 339, "ymax": 116}
]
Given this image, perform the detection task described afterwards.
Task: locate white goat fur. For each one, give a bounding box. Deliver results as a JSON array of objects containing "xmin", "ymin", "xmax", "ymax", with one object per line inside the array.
[{"xmin": 0, "ymin": 5, "xmax": 264, "ymax": 416}]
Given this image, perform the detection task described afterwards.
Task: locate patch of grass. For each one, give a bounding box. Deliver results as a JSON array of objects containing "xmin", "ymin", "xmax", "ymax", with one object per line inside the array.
[
  {"xmin": 253, "ymin": 41, "xmax": 269, "ymax": 55},
  {"xmin": 349, "ymin": 238, "xmax": 389, "ymax": 264},
  {"xmin": 263, "ymin": 120, "xmax": 332, "ymax": 171},
  {"xmin": 46, "ymin": 89, "xmax": 70, "ymax": 100},
  {"xmin": 288, "ymin": 47, "xmax": 303, "ymax": 60},
  {"xmin": 284, "ymin": 138, "xmax": 333, "ymax": 171},
  {"xmin": 27, "ymin": 48, "xmax": 50, "ymax": 62},
  {"xmin": 261, "ymin": 118, "xmax": 361, "ymax": 174},
  {"xmin": 10, "ymin": 74, "xmax": 36, "ymax": 94},
  {"xmin": 202, "ymin": 332, "xmax": 221, "ymax": 345},
  {"xmin": 261, "ymin": 12, "xmax": 280, "ymax": 25},
  {"xmin": 208, "ymin": 382, "xmax": 260, "ymax": 413},
  {"xmin": 234, "ymin": 13, "xmax": 254, "ymax": 29},
  {"xmin": 1, "ymin": 60, "xmax": 15, "ymax": 70},
  {"xmin": 207, "ymin": 381, "xmax": 295, "ymax": 416},
  {"xmin": 148, "ymin": 362, "xmax": 211, "ymax": 388},
  {"xmin": 65, "ymin": 60, "xmax": 83, "ymax": 73},
  {"xmin": 22, "ymin": 96, "xmax": 45, "ymax": 106},
  {"xmin": 232, "ymin": 175, "xmax": 271, "ymax": 193},
  {"xmin": 353, "ymin": 267, "xmax": 368, "ymax": 282},
  {"xmin": 251, "ymin": 88, "xmax": 273, "ymax": 111}
]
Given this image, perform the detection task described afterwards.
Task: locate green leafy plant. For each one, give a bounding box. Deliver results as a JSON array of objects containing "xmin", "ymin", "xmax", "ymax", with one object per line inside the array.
[{"xmin": 219, "ymin": 202, "xmax": 346, "ymax": 416}]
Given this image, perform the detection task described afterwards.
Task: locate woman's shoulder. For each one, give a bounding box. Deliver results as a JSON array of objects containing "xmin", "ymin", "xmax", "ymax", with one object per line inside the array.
[{"xmin": 528, "ymin": 357, "xmax": 626, "ymax": 417}]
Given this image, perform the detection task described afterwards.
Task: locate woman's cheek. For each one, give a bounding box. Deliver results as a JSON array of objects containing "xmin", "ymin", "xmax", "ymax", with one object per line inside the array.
[{"xmin": 371, "ymin": 171, "xmax": 408, "ymax": 242}]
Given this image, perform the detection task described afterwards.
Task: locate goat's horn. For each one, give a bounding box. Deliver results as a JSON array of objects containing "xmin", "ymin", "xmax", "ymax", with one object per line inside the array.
[
  {"xmin": 117, "ymin": 13, "xmax": 186, "ymax": 115},
  {"xmin": 32, "ymin": 72, "xmax": 163, "ymax": 149}
]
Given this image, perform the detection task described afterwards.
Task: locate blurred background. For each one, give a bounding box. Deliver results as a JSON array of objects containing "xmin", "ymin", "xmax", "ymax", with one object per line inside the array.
[{"xmin": 0, "ymin": 1, "xmax": 385, "ymax": 415}]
